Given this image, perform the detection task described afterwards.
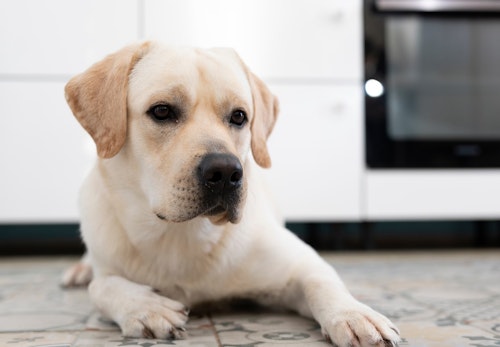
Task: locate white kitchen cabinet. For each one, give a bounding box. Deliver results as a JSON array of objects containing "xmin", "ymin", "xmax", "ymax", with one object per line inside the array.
[
  {"xmin": 0, "ymin": 0, "xmax": 138, "ymax": 76},
  {"xmin": 0, "ymin": 0, "xmax": 365, "ymax": 223},
  {"xmin": 143, "ymin": 0, "xmax": 362, "ymax": 81},
  {"xmin": 0, "ymin": 82, "xmax": 93, "ymax": 222},
  {"xmin": 266, "ymin": 84, "xmax": 363, "ymax": 221}
]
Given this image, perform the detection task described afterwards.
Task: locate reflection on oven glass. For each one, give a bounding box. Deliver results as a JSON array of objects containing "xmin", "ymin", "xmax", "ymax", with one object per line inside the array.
[
  {"xmin": 387, "ymin": 17, "xmax": 500, "ymax": 140},
  {"xmin": 365, "ymin": 78, "xmax": 385, "ymax": 98}
]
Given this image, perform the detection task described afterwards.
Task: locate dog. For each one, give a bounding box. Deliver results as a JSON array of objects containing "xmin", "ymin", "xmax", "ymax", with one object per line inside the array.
[{"xmin": 62, "ymin": 41, "xmax": 401, "ymax": 347}]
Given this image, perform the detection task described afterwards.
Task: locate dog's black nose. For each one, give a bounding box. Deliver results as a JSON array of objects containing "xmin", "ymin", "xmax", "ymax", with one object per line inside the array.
[{"xmin": 198, "ymin": 153, "xmax": 243, "ymax": 194}]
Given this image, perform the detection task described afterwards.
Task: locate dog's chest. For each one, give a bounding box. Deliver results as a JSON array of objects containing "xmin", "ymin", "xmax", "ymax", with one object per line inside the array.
[
  {"xmin": 123, "ymin": 227, "xmax": 245, "ymax": 305},
  {"xmin": 136, "ymin": 255, "xmax": 241, "ymax": 305}
]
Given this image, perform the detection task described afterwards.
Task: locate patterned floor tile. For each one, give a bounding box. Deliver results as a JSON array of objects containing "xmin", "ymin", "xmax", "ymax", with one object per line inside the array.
[
  {"xmin": 0, "ymin": 258, "xmax": 91, "ymax": 333},
  {"xmin": 0, "ymin": 331, "xmax": 76, "ymax": 347},
  {"xmin": 73, "ymin": 329, "xmax": 219, "ymax": 347},
  {"xmin": 212, "ymin": 312, "xmax": 330, "ymax": 346},
  {"xmin": 327, "ymin": 251, "xmax": 500, "ymax": 347},
  {"xmin": 0, "ymin": 251, "xmax": 499, "ymax": 346},
  {"xmin": 0, "ymin": 311, "xmax": 87, "ymax": 332},
  {"xmin": 78, "ymin": 314, "xmax": 218, "ymax": 347},
  {"xmin": 397, "ymin": 320, "xmax": 500, "ymax": 347}
]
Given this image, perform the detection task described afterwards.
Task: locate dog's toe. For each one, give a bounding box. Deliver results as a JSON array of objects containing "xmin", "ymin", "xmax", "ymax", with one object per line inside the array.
[
  {"xmin": 122, "ymin": 311, "xmax": 188, "ymax": 340},
  {"xmin": 119, "ymin": 293, "xmax": 189, "ymax": 340}
]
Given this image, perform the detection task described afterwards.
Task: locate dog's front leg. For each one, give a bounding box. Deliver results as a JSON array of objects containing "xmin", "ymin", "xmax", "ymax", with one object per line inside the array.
[
  {"xmin": 299, "ymin": 266, "xmax": 401, "ymax": 347},
  {"xmin": 89, "ymin": 276, "xmax": 189, "ymax": 339}
]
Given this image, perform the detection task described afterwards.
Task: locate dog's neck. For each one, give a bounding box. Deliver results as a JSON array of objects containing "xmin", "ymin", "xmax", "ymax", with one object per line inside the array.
[{"xmin": 138, "ymin": 217, "xmax": 229, "ymax": 251}]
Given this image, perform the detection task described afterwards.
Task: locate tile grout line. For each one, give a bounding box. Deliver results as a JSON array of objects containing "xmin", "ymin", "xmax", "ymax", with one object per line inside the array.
[{"xmin": 207, "ymin": 314, "xmax": 223, "ymax": 347}]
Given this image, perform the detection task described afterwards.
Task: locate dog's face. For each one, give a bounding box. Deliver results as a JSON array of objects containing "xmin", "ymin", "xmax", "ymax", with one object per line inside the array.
[
  {"xmin": 65, "ymin": 42, "xmax": 279, "ymax": 225},
  {"xmin": 127, "ymin": 46, "xmax": 255, "ymax": 224}
]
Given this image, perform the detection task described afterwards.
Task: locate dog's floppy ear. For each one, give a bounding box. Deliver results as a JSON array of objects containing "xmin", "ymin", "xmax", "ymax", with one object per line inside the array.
[
  {"xmin": 247, "ymin": 71, "xmax": 279, "ymax": 168},
  {"xmin": 65, "ymin": 42, "xmax": 150, "ymax": 158}
]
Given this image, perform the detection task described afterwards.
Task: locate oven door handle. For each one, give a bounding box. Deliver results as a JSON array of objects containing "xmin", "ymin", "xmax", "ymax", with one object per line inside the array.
[{"xmin": 375, "ymin": 0, "xmax": 500, "ymax": 12}]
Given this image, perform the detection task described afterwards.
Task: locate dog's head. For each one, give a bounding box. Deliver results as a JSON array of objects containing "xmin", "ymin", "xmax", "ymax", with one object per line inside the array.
[{"xmin": 65, "ymin": 42, "xmax": 279, "ymax": 225}]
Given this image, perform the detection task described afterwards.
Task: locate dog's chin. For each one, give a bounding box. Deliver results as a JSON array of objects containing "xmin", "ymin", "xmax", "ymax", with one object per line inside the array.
[
  {"xmin": 155, "ymin": 205, "xmax": 241, "ymax": 225},
  {"xmin": 204, "ymin": 205, "xmax": 241, "ymax": 225}
]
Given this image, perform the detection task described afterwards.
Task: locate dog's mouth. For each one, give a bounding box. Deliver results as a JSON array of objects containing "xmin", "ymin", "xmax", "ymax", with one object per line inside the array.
[
  {"xmin": 204, "ymin": 204, "xmax": 240, "ymax": 225},
  {"xmin": 205, "ymin": 205, "xmax": 227, "ymax": 217},
  {"xmin": 155, "ymin": 202, "xmax": 241, "ymax": 225}
]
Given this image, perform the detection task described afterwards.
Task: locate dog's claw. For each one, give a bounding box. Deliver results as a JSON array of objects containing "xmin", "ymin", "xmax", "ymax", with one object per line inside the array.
[
  {"xmin": 169, "ymin": 326, "xmax": 187, "ymax": 339},
  {"xmin": 384, "ymin": 339, "xmax": 399, "ymax": 347},
  {"xmin": 142, "ymin": 326, "xmax": 155, "ymax": 339}
]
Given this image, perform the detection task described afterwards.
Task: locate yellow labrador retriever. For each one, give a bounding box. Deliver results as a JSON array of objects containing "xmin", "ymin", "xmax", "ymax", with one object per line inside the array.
[{"xmin": 63, "ymin": 41, "xmax": 400, "ymax": 347}]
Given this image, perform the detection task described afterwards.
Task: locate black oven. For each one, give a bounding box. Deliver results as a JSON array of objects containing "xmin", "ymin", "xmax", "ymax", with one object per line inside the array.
[{"xmin": 364, "ymin": 0, "xmax": 500, "ymax": 168}]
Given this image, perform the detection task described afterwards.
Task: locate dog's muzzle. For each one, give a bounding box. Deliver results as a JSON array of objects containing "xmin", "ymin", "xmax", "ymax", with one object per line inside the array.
[{"xmin": 197, "ymin": 153, "xmax": 243, "ymax": 223}]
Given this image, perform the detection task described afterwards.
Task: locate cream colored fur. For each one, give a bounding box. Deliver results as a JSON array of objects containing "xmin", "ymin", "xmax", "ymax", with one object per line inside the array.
[{"xmin": 63, "ymin": 41, "xmax": 400, "ymax": 347}]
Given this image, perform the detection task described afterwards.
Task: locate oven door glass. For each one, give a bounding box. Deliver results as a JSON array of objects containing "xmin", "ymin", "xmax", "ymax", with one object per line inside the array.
[{"xmin": 365, "ymin": 1, "xmax": 500, "ymax": 168}]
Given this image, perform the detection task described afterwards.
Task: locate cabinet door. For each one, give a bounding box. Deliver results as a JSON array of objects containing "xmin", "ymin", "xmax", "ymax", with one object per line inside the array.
[
  {"xmin": 0, "ymin": 82, "xmax": 93, "ymax": 222},
  {"xmin": 144, "ymin": 0, "xmax": 362, "ymax": 81},
  {"xmin": 266, "ymin": 84, "xmax": 363, "ymax": 221},
  {"xmin": 0, "ymin": 0, "xmax": 137, "ymax": 75}
]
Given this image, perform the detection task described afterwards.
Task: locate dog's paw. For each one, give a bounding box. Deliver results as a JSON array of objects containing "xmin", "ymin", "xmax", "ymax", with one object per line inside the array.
[
  {"xmin": 321, "ymin": 303, "xmax": 400, "ymax": 347},
  {"xmin": 60, "ymin": 261, "xmax": 93, "ymax": 287},
  {"xmin": 119, "ymin": 291, "xmax": 189, "ymax": 340}
]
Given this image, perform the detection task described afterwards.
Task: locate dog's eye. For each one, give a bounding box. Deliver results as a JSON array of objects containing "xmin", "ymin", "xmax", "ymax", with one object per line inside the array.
[
  {"xmin": 147, "ymin": 104, "xmax": 177, "ymax": 122},
  {"xmin": 230, "ymin": 110, "xmax": 247, "ymax": 127}
]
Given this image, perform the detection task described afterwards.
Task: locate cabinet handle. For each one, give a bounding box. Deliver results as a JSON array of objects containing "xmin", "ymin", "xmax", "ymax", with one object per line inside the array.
[
  {"xmin": 331, "ymin": 9, "xmax": 344, "ymax": 23},
  {"xmin": 332, "ymin": 102, "xmax": 346, "ymax": 115}
]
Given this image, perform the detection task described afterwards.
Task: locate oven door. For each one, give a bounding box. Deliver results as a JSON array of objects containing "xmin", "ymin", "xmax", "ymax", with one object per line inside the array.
[{"xmin": 364, "ymin": 0, "xmax": 500, "ymax": 168}]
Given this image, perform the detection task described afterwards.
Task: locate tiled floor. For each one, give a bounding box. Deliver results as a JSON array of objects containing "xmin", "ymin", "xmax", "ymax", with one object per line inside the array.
[{"xmin": 0, "ymin": 251, "xmax": 499, "ymax": 347}]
